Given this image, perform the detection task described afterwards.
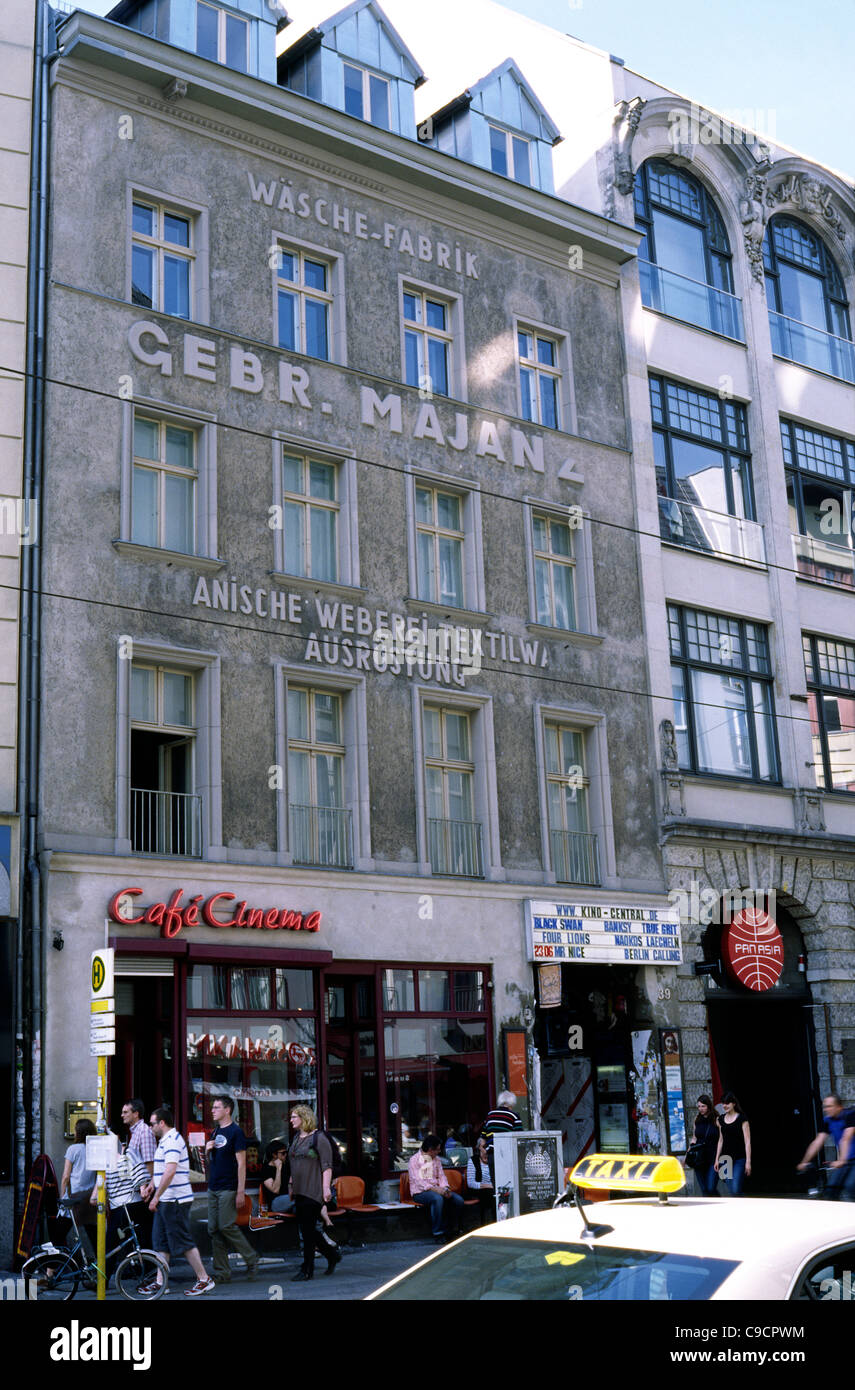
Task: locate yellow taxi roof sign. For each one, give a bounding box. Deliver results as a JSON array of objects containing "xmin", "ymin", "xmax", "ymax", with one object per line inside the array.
[{"xmin": 569, "ymin": 1154, "xmax": 686, "ymax": 1194}]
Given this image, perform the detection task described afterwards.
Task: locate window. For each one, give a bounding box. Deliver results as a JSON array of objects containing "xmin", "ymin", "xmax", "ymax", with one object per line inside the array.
[
  {"xmin": 634, "ymin": 160, "xmax": 741, "ymax": 339},
  {"xmin": 782, "ymin": 418, "xmax": 855, "ymax": 588},
  {"xmin": 283, "ymin": 46, "xmax": 322, "ymax": 100},
  {"xmin": 518, "ymin": 329, "xmax": 561, "ymax": 428},
  {"xmin": 342, "ymin": 61, "xmax": 390, "ymax": 129},
  {"xmin": 415, "ymin": 485, "xmax": 465, "ymax": 608},
  {"xmin": 280, "ymin": 451, "xmax": 338, "ymax": 582},
  {"xmin": 130, "ymin": 663, "xmax": 201, "ymax": 856},
  {"xmin": 131, "ymin": 413, "xmax": 196, "ymax": 555},
  {"xmin": 488, "ymin": 124, "xmax": 531, "ymax": 184},
  {"xmin": 287, "ymin": 686, "xmax": 352, "ymax": 868},
  {"xmin": 423, "ymin": 705, "xmax": 482, "ymax": 877},
  {"xmin": 803, "ymin": 635, "xmax": 855, "ymax": 793},
  {"xmin": 765, "ymin": 217, "xmax": 853, "ymax": 380},
  {"xmin": 650, "ymin": 376, "xmax": 762, "ymax": 564},
  {"xmin": 668, "ymin": 605, "xmax": 779, "ymax": 782},
  {"xmin": 544, "ymin": 724, "xmax": 598, "ymax": 885},
  {"xmin": 403, "ymin": 287, "xmax": 453, "ymax": 398},
  {"xmin": 131, "ymin": 200, "xmax": 194, "ymax": 319},
  {"xmin": 277, "ymin": 246, "xmax": 332, "ymax": 361},
  {"xmin": 195, "ymin": 2, "xmax": 248, "ymax": 72},
  {"xmin": 532, "ymin": 512, "xmax": 576, "ymax": 630}
]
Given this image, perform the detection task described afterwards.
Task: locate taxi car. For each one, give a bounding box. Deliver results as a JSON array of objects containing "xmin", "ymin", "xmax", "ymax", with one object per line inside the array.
[{"xmin": 366, "ymin": 1154, "xmax": 855, "ymax": 1301}]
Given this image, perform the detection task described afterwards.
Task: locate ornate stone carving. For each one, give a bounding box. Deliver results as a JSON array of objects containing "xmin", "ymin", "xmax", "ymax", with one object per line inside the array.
[
  {"xmin": 662, "ymin": 770, "xmax": 686, "ymax": 818},
  {"xmin": 162, "ymin": 77, "xmax": 188, "ymax": 102},
  {"xmin": 660, "ymin": 718, "xmax": 679, "ymax": 771},
  {"xmin": 741, "ymin": 159, "xmax": 849, "ymax": 283},
  {"xmin": 794, "ymin": 788, "xmax": 826, "ymax": 833},
  {"xmin": 613, "ymin": 97, "xmax": 645, "ymax": 196},
  {"xmin": 740, "ymin": 164, "xmax": 771, "ymax": 283}
]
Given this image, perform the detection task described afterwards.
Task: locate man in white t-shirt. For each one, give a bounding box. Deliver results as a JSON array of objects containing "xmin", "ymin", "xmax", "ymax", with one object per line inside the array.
[{"xmin": 140, "ymin": 1106, "xmax": 214, "ymax": 1297}]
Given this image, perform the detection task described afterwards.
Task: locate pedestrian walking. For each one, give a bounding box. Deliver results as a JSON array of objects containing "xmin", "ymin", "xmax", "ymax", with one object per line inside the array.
[
  {"xmin": 141, "ymin": 1106, "xmax": 214, "ymax": 1297},
  {"xmin": 408, "ymin": 1134, "xmax": 466, "ymax": 1242},
  {"xmin": 479, "ymin": 1091, "xmax": 523, "ymax": 1183},
  {"xmin": 287, "ymin": 1105, "xmax": 342, "ymax": 1281},
  {"xmin": 797, "ymin": 1093, "xmax": 855, "ymax": 1201},
  {"xmin": 689, "ymin": 1094, "xmax": 720, "ymax": 1196},
  {"xmin": 205, "ymin": 1096, "xmax": 258, "ymax": 1284},
  {"xmin": 714, "ymin": 1092, "xmax": 751, "ymax": 1195},
  {"xmin": 121, "ymin": 1098, "xmax": 156, "ymax": 1244}
]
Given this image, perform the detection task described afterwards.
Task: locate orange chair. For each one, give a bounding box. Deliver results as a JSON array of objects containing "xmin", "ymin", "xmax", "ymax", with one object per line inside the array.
[
  {"xmin": 249, "ymin": 1182, "xmax": 293, "ymax": 1232},
  {"xmin": 329, "ymin": 1175, "xmax": 380, "ymax": 1216},
  {"xmin": 445, "ymin": 1167, "xmax": 480, "ymax": 1211},
  {"xmin": 398, "ymin": 1173, "xmax": 417, "ymax": 1206}
]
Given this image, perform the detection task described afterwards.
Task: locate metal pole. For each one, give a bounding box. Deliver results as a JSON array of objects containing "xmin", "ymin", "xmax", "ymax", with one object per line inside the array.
[{"xmin": 96, "ymin": 1055, "xmax": 106, "ymax": 1301}]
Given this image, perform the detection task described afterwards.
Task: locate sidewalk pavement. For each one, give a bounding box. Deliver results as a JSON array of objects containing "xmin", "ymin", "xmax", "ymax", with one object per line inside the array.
[{"xmin": 9, "ymin": 1239, "xmax": 439, "ymax": 1303}]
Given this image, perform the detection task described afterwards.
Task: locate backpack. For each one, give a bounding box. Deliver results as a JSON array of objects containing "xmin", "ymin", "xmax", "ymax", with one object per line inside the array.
[{"xmin": 311, "ymin": 1128, "xmax": 344, "ymax": 1178}]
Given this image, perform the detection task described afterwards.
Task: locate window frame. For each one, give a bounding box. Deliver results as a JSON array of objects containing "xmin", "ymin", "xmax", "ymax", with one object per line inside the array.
[
  {"xmin": 802, "ymin": 633, "xmax": 855, "ymax": 795},
  {"xmin": 764, "ymin": 214, "xmax": 851, "ymax": 340},
  {"xmin": 271, "ymin": 435, "xmax": 359, "ymax": 591},
  {"xmin": 516, "ymin": 323, "xmax": 563, "ymax": 430},
  {"xmin": 524, "ymin": 497, "xmax": 597, "ymax": 639},
  {"xmin": 413, "ymin": 686, "xmax": 501, "ymax": 881},
  {"xmin": 341, "ymin": 60, "xmax": 391, "ymax": 129},
  {"xmin": 116, "ymin": 640, "xmax": 223, "ymax": 858},
  {"xmin": 195, "ymin": 1, "xmax": 249, "ymax": 72},
  {"xmin": 487, "ymin": 123, "xmax": 532, "ymax": 185},
  {"xmin": 272, "ymin": 233, "xmax": 346, "ymax": 366},
  {"xmin": 118, "ymin": 398, "xmax": 220, "ymax": 568},
  {"xmin": 650, "ymin": 374, "xmax": 755, "ymax": 522},
  {"xmin": 534, "ymin": 703, "xmax": 615, "ymax": 886},
  {"xmin": 782, "ymin": 416, "xmax": 855, "ymax": 586},
  {"xmin": 668, "ymin": 604, "xmax": 781, "ymax": 784},
  {"xmin": 399, "ymin": 277, "xmax": 465, "ymax": 402},
  {"xmin": 634, "ymin": 159, "xmax": 735, "ymax": 294},
  {"xmin": 126, "ymin": 183, "xmax": 210, "ymax": 325},
  {"xmin": 405, "ymin": 467, "xmax": 486, "ymax": 618},
  {"xmin": 273, "ymin": 662, "xmax": 372, "ymax": 870},
  {"xmin": 130, "ymin": 412, "xmax": 197, "ymax": 556}
]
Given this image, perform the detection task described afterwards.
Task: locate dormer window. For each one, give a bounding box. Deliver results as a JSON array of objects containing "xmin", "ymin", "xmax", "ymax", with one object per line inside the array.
[
  {"xmin": 343, "ymin": 62, "xmax": 390, "ymax": 129},
  {"xmin": 196, "ymin": 2, "xmax": 248, "ymax": 72},
  {"xmin": 489, "ymin": 125, "xmax": 531, "ymax": 185}
]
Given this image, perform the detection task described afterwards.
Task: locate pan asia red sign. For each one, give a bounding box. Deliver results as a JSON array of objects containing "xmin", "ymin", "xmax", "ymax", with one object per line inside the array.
[
  {"xmin": 108, "ymin": 887, "xmax": 321, "ymax": 939},
  {"xmin": 722, "ymin": 907, "xmax": 783, "ymax": 992}
]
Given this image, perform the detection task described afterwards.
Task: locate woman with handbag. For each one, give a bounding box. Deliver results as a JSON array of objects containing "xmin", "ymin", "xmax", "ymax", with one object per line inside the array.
[
  {"xmin": 287, "ymin": 1106, "xmax": 342, "ymax": 1281},
  {"xmin": 687, "ymin": 1095, "xmax": 719, "ymax": 1195}
]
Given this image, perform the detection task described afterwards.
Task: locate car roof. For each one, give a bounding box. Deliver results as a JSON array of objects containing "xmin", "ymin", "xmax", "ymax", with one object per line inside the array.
[{"xmin": 474, "ymin": 1197, "xmax": 855, "ymax": 1263}]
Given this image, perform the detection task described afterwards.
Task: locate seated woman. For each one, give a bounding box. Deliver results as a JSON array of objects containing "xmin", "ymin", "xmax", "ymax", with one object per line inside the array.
[
  {"xmin": 260, "ymin": 1139, "xmax": 293, "ymax": 1213},
  {"xmin": 465, "ymin": 1136, "xmax": 495, "ymax": 1225}
]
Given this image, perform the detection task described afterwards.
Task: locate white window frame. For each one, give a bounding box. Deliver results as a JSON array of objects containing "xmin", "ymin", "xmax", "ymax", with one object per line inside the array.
[
  {"xmin": 413, "ymin": 685, "xmax": 502, "ymax": 880},
  {"xmin": 271, "ymin": 434, "xmax": 360, "ymax": 592},
  {"xmin": 512, "ymin": 315, "xmax": 575, "ymax": 432},
  {"xmin": 116, "ymin": 640, "xmax": 224, "ymax": 860},
  {"xmin": 127, "ymin": 184, "xmax": 210, "ymax": 324},
  {"xmin": 272, "ymin": 233, "xmax": 347, "ymax": 366},
  {"xmin": 488, "ymin": 123, "xmax": 532, "ymax": 184},
  {"xmin": 405, "ymin": 466, "xmax": 486, "ymax": 618},
  {"xmin": 116, "ymin": 397, "xmax": 221, "ymax": 569},
  {"xmin": 273, "ymin": 661, "xmax": 372, "ymax": 870},
  {"xmin": 342, "ymin": 60, "xmax": 391, "ymax": 128},
  {"xmin": 534, "ymin": 703, "xmax": 616, "ymax": 886},
  {"xmin": 524, "ymin": 497, "xmax": 598, "ymax": 640},
  {"xmin": 195, "ymin": 1, "xmax": 249, "ymax": 70},
  {"xmin": 399, "ymin": 276, "xmax": 467, "ymax": 402}
]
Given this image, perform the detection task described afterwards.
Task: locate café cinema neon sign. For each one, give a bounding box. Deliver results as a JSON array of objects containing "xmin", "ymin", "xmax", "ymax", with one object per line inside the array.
[{"xmin": 108, "ymin": 888, "xmax": 321, "ymax": 939}]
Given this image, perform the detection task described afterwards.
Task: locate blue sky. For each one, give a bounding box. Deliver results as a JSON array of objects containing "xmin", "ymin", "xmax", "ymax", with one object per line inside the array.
[{"xmin": 78, "ymin": 0, "xmax": 853, "ymax": 177}]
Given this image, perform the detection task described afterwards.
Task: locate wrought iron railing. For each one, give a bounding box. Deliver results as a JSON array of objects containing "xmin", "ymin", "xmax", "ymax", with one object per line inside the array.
[
  {"xmin": 769, "ymin": 310, "xmax": 855, "ymax": 384},
  {"xmin": 131, "ymin": 788, "xmax": 202, "ymax": 857},
  {"xmin": 639, "ymin": 260, "xmax": 744, "ymax": 341},
  {"xmin": 289, "ymin": 803, "xmax": 353, "ymax": 868},
  {"xmin": 427, "ymin": 817, "xmax": 484, "ymax": 878},
  {"xmin": 658, "ymin": 496, "xmax": 766, "ymax": 566},
  {"xmin": 551, "ymin": 828, "xmax": 600, "ymax": 886}
]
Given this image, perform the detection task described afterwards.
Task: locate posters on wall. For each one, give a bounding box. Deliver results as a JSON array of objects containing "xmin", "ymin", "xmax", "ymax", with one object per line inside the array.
[
  {"xmin": 631, "ymin": 1029, "xmax": 663, "ymax": 1154},
  {"xmin": 661, "ymin": 1029, "xmax": 687, "ymax": 1152}
]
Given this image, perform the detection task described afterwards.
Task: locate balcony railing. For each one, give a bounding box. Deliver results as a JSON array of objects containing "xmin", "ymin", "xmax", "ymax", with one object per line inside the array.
[
  {"xmin": 131, "ymin": 788, "xmax": 202, "ymax": 857},
  {"xmin": 639, "ymin": 260, "xmax": 744, "ymax": 342},
  {"xmin": 792, "ymin": 532, "xmax": 855, "ymax": 589},
  {"xmin": 428, "ymin": 817, "xmax": 484, "ymax": 878},
  {"xmin": 769, "ymin": 310, "xmax": 855, "ymax": 384},
  {"xmin": 551, "ymin": 829, "xmax": 600, "ymax": 886},
  {"xmin": 290, "ymin": 804, "xmax": 353, "ymax": 869},
  {"xmin": 658, "ymin": 496, "xmax": 766, "ymax": 566}
]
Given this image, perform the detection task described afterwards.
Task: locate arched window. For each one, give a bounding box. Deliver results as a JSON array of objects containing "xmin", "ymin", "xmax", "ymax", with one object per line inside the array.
[
  {"xmin": 763, "ymin": 216, "xmax": 853, "ymax": 380},
  {"xmin": 634, "ymin": 160, "xmax": 742, "ymax": 339}
]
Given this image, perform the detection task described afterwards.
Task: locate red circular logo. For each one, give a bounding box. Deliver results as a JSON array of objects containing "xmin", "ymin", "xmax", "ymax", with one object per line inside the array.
[
  {"xmin": 722, "ymin": 908, "xmax": 784, "ymax": 992},
  {"xmin": 288, "ymin": 1043, "xmax": 307, "ymax": 1065}
]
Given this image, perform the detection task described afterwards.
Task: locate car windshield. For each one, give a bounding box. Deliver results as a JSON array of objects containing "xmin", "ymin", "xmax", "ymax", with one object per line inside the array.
[{"xmin": 373, "ymin": 1237, "xmax": 739, "ymax": 1301}]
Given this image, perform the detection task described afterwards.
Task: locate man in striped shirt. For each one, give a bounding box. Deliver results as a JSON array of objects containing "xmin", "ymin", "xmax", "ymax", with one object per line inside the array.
[
  {"xmin": 479, "ymin": 1091, "xmax": 523, "ymax": 1183},
  {"xmin": 121, "ymin": 1099, "xmax": 156, "ymax": 1245},
  {"xmin": 140, "ymin": 1107, "xmax": 214, "ymax": 1297}
]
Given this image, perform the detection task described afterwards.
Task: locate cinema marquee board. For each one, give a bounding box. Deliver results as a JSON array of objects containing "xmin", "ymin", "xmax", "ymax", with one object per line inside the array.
[{"xmin": 525, "ymin": 900, "xmax": 683, "ymax": 966}]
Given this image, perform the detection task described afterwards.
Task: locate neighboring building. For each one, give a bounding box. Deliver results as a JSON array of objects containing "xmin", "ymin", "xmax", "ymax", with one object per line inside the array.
[
  {"xmin": 33, "ymin": 0, "xmax": 687, "ymax": 1206},
  {"xmin": 372, "ymin": 0, "xmax": 855, "ymax": 1187}
]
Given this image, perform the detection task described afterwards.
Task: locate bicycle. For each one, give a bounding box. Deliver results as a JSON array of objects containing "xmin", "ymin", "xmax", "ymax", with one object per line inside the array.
[{"xmin": 23, "ymin": 1201, "xmax": 169, "ymax": 1301}]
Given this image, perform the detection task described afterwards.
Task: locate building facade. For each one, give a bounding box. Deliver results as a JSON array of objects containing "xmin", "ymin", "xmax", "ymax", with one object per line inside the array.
[{"xmin": 31, "ymin": 0, "xmax": 692, "ymax": 1208}]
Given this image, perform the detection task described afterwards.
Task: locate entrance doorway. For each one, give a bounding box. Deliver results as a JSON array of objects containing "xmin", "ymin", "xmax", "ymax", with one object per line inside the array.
[
  {"xmin": 707, "ymin": 999, "xmax": 819, "ymax": 1192},
  {"xmin": 324, "ymin": 974, "xmax": 380, "ymax": 1185},
  {"xmin": 113, "ymin": 974, "xmax": 176, "ymax": 1123}
]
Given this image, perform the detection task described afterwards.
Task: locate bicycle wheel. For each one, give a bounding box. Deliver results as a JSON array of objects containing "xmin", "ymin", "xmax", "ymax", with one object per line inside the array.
[
  {"xmin": 114, "ymin": 1248, "xmax": 169, "ymax": 1301},
  {"xmin": 22, "ymin": 1248, "xmax": 81, "ymax": 1301}
]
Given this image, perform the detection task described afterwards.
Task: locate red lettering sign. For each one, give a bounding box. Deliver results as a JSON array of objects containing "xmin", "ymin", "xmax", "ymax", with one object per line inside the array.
[
  {"xmin": 722, "ymin": 908, "xmax": 784, "ymax": 992},
  {"xmin": 108, "ymin": 888, "xmax": 322, "ymax": 940}
]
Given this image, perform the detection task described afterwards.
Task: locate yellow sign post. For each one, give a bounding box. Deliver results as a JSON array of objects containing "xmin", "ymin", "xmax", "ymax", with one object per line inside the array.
[{"xmin": 90, "ymin": 949, "xmax": 115, "ymax": 1302}]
